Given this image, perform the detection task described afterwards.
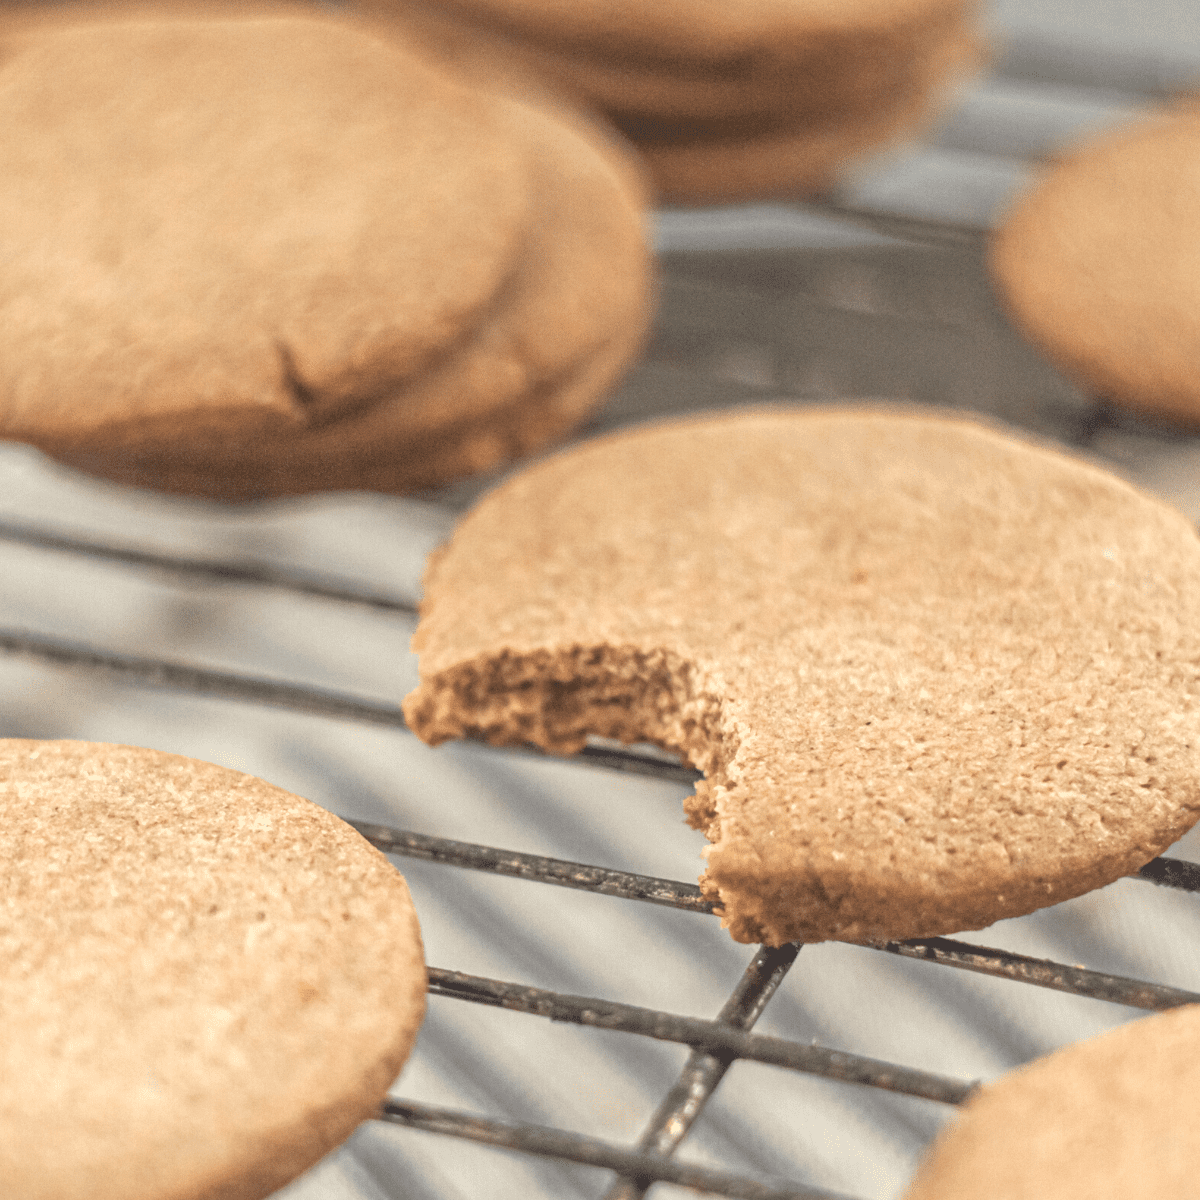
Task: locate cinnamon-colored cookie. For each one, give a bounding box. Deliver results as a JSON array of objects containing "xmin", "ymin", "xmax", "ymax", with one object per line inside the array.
[
  {"xmin": 0, "ymin": 739, "xmax": 426, "ymax": 1200},
  {"xmin": 0, "ymin": 12, "xmax": 528, "ymax": 443},
  {"xmin": 0, "ymin": 9, "xmax": 651, "ymax": 498},
  {"xmin": 403, "ymin": 408, "xmax": 1200, "ymax": 945},
  {"xmin": 356, "ymin": 0, "xmax": 981, "ymax": 202},
  {"xmin": 904, "ymin": 1004, "xmax": 1200, "ymax": 1200},
  {"xmin": 51, "ymin": 65, "xmax": 653, "ymax": 498},
  {"xmin": 623, "ymin": 27, "xmax": 976, "ymax": 204},
  {"xmin": 990, "ymin": 105, "xmax": 1200, "ymax": 426}
]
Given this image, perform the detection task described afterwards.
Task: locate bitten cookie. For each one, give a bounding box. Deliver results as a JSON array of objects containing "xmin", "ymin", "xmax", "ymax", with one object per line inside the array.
[
  {"xmin": 0, "ymin": 9, "xmax": 652, "ymax": 498},
  {"xmin": 990, "ymin": 105, "xmax": 1200, "ymax": 426},
  {"xmin": 904, "ymin": 1004, "xmax": 1200, "ymax": 1200},
  {"xmin": 0, "ymin": 740, "xmax": 427, "ymax": 1200},
  {"xmin": 356, "ymin": 0, "xmax": 980, "ymax": 202},
  {"xmin": 403, "ymin": 408, "xmax": 1200, "ymax": 945}
]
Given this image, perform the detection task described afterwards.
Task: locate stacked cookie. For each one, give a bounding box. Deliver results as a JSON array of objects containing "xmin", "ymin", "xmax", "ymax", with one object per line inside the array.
[
  {"xmin": 991, "ymin": 103, "xmax": 1200, "ymax": 428},
  {"xmin": 0, "ymin": 740, "xmax": 427, "ymax": 1200},
  {"xmin": 0, "ymin": 7, "xmax": 653, "ymax": 499},
  {"xmin": 356, "ymin": 0, "xmax": 982, "ymax": 203}
]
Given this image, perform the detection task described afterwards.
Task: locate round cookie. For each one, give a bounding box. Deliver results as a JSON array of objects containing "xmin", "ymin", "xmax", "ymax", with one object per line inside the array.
[
  {"xmin": 366, "ymin": 0, "xmax": 969, "ymax": 123},
  {"xmin": 50, "ymin": 76, "xmax": 653, "ymax": 498},
  {"xmin": 392, "ymin": 0, "xmax": 967, "ymax": 74},
  {"xmin": 0, "ymin": 739, "xmax": 427, "ymax": 1200},
  {"xmin": 990, "ymin": 106, "xmax": 1200, "ymax": 426},
  {"xmin": 0, "ymin": 12, "xmax": 531, "ymax": 441},
  {"xmin": 625, "ymin": 27, "xmax": 976, "ymax": 203},
  {"xmin": 904, "ymin": 1004, "xmax": 1200, "ymax": 1200},
  {"xmin": 355, "ymin": 0, "xmax": 981, "ymax": 201},
  {"xmin": 403, "ymin": 408, "xmax": 1200, "ymax": 946}
]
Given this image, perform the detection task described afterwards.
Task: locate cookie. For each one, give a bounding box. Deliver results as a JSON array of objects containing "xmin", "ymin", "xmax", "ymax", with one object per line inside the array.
[
  {"xmin": 624, "ymin": 27, "xmax": 977, "ymax": 204},
  {"xmin": 356, "ymin": 0, "xmax": 981, "ymax": 202},
  {"xmin": 904, "ymin": 1004, "xmax": 1200, "ymax": 1200},
  {"xmin": 367, "ymin": 0, "xmax": 962, "ymax": 121},
  {"xmin": 0, "ymin": 739, "xmax": 426, "ymax": 1200},
  {"xmin": 0, "ymin": 11, "xmax": 528, "ymax": 439},
  {"xmin": 403, "ymin": 408, "xmax": 1200, "ymax": 946},
  {"xmin": 50, "ymin": 65, "xmax": 653, "ymax": 498},
  {"xmin": 0, "ymin": 9, "xmax": 651, "ymax": 497},
  {"xmin": 990, "ymin": 105, "xmax": 1200, "ymax": 426},
  {"xmin": 382, "ymin": 0, "xmax": 965, "ymax": 77}
]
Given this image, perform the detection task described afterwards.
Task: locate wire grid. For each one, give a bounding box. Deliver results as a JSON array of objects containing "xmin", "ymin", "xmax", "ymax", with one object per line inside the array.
[
  {"xmin": 2, "ymin": 524, "xmax": 1200, "ymax": 1198},
  {"xmin": 4, "ymin": 7, "xmax": 1200, "ymax": 1198}
]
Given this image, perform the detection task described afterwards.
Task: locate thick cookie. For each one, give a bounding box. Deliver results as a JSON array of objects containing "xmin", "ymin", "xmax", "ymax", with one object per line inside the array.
[
  {"xmin": 624, "ymin": 26, "xmax": 977, "ymax": 204},
  {"xmin": 357, "ymin": 0, "xmax": 981, "ymax": 202},
  {"xmin": 52, "ymin": 70, "xmax": 653, "ymax": 498},
  {"xmin": 403, "ymin": 408, "xmax": 1200, "ymax": 945},
  {"xmin": 0, "ymin": 9, "xmax": 651, "ymax": 497},
  {"xmin": 904, "ymin": 1004, "xmax": 1200, "ymax": 1200},
  {"xmin": 0, "ymin": 12, "xmax": 529, "ymax": 442},
  {"xmin": 0, "ymin": 739, "xmax": 427, "ymax": 1200},
  {"xmin": 990, "ymin": 106, "xmax": 1200, "ymax": 426}
]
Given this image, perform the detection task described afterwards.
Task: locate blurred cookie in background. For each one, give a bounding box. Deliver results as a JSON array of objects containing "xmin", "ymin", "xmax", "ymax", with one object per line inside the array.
[
  {"xmin": 991, "ymin": 103, "xmax": 1200, "ymax": 428},
  {"xmin": 0, "ymin": 5, "xmax": 653, "ymax": 498},
  {"xmin": 354, "ymin": 0, "xmax": 983, "ymax": 202}
]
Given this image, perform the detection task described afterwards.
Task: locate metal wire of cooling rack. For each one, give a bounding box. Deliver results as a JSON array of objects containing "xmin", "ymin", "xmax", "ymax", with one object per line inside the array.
[
  {"xmin": 2, "ymin": 538, "xmax": 1200, "ymax": 1197},
  {"xmin": 4, "ymin": 5, "xmax": 1200, "ymax": 1198}
]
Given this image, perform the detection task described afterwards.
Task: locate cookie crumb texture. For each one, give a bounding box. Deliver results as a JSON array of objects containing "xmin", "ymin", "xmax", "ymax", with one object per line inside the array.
[
  {"xmin": 0, "ymin": 740, "xmax": 427, "ymax": 1200},
  {"xmin": 904, "ymin": 1003, "xmax": 1200, "ymax": 1200},
  {"xmin": 404, "ymin": 409, "xmax": 1200, "ymax": 944}
]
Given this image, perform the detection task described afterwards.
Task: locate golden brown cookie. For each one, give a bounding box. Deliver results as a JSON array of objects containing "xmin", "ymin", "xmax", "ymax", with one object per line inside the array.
[
  {"xmin": 0, "ymin": 9, "xmax": 651, "ymax": 497},
  {"xmin": 626, "ymin": 26, "xmax": 977, "ymax": 203},
  {"xmin": 382, "ymin": 0, "xmax": 965, "ymax": 76},
  {"xmin": 356, "ymin": 0, "xmax": 981, "ymax": 202},
  {"xmin": 0, "ymin": 739, "xmax": 427, "ymax": 1200},
  {"xmin": 50, "ymin": 70, "xmax": 653, "ymax": 498},
  {"xmin": 0, "ymin": 12, "xmax": 529, "ymax": 441},
  {"xmin": 904, "ymin": 1004, "xmax": 1200, "ymax": 1200},
  {"xmin": 990, "ymin": 106, "xmax": 1200, "ymax": 426},
  {"xmin": 365, "ymin": 0, "xmax": 965, "ymax": 121},
  {"xmin": 403, "ymin": 408, "xmax": 1200, "ymax": 945}
]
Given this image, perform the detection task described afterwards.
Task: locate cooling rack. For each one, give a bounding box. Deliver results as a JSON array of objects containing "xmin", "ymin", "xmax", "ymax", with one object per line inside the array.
[
  {"xmin": 4, "ymin": 558, "xmax": 1200, "ymax": 1200},
  {"xmin": 4, "ymin": 3, "xmax": 1200, "ymax": 1198},
  {"xmin": 3, "ymin": 517, "xmax": 1200, "ymax": 1200}
]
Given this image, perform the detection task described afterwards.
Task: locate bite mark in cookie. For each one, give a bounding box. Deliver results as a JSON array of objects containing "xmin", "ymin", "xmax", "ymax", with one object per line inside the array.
[{"xmin": 403, "ymin": 409, "xmax": 1200, "ymax": 945}]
